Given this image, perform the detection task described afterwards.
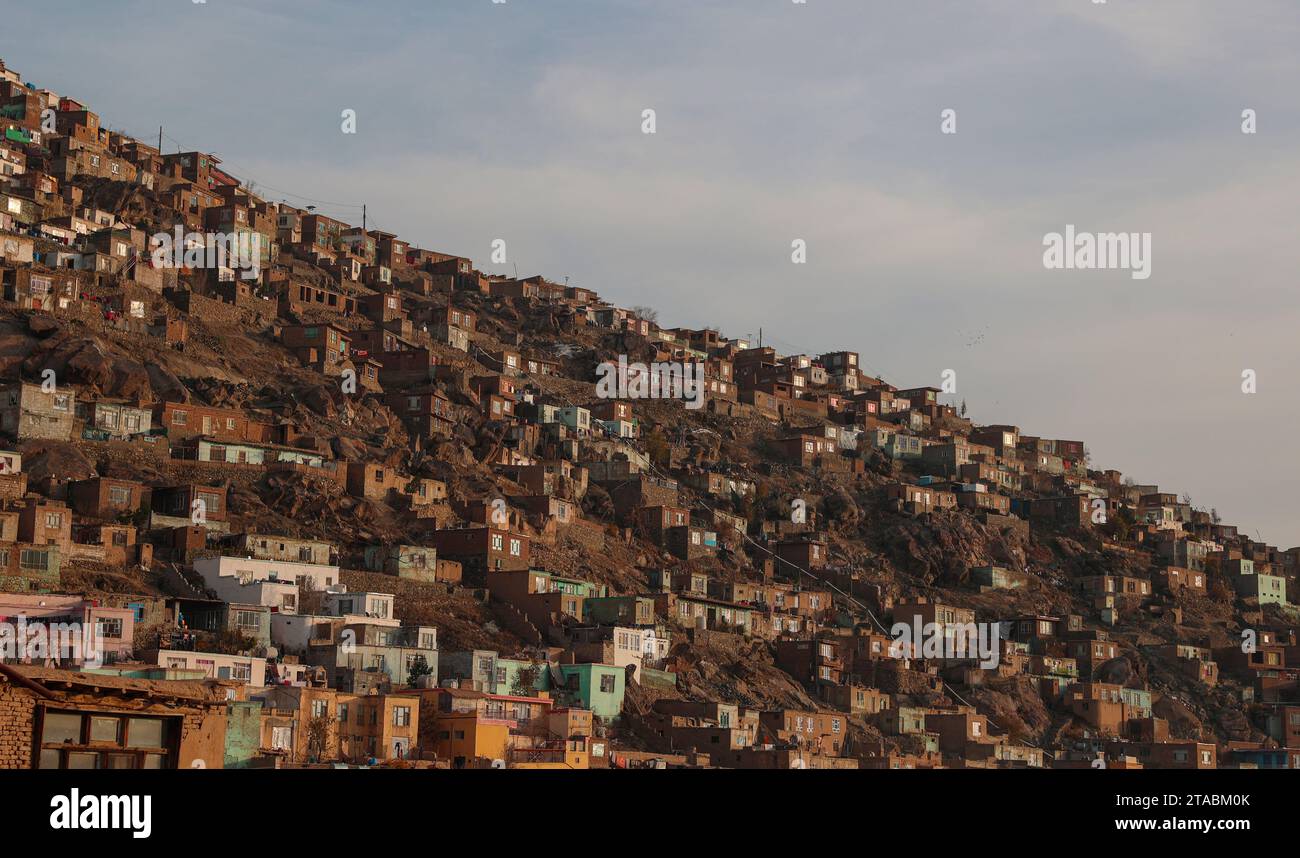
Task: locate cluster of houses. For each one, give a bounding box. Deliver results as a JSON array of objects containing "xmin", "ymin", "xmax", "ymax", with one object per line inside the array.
[{"xmin": 0, "ymin": 55, "xmax": 1297, "ymax": 770}]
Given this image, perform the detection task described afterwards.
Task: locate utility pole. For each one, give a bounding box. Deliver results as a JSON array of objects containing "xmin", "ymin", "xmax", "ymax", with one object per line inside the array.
[
  {"xmin": 158, "ymin": 126, "xmax": 162, "ymax": 154},
  {"xmin": 362, "ymin": 203, "xmax": 366, "ymax": 232}
]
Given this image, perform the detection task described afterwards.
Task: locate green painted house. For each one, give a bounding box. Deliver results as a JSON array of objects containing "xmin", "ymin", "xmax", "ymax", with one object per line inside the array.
[
  {"xmin": 550, "ymin": 574, "xmax": 606, "ymax": 600},
  {"xmin": 558, "ymin": 663, "xmax": 625, "ymax": 722},
  {"xmin": 224, "ymin": 700, "xmax": 264, "ymax": 769},
  {"xmin": 495, "ymin": 657, "xmax": 551, "ymax": 696}
]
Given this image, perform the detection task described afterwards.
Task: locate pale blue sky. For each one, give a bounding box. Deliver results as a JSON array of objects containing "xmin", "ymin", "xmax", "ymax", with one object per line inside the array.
[{"xmin": 6, "ymin": 0, "xmax": 1300, "ymax": 545}]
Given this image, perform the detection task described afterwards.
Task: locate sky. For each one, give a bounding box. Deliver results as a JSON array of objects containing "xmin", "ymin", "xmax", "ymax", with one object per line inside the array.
[{"xmin": 5, "ymin": 0, "xmax": 1299, "ymax": 545}]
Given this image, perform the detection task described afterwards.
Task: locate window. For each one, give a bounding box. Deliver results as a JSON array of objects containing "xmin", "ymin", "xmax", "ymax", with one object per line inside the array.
[
  {"xmin": 393, "ymin": 707, "xmax": 411, "ymax": 727},
  {"xmin": 599, "ymin": 674, "xmax": 616, "ymax": 693},
  {"xmin": 311, "ymin": 699, "xmax": 328, "ymax": 719},
  {"xmin": 38, "ymin": 712, "xmax": 171, "ymax": 769},
  {"xmin": 109, "ymin": 486, "xmax": 130, "ymax": 505},
  {"xmin": 19, "ymin": 549, "xmax": 48, "ymax": 571}
]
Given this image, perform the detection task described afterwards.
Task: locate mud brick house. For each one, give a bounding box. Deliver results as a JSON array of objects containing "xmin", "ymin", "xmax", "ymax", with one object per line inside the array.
[
  {"xmin": 1079, "ymin": 575, "xmax": 1152, "ymax": 599},
  {"xmin": 0, "ymin": 542, "xmax": 60, "ymax": 591},
  {"xmin": 345, "ymin": 462, "xmax": 446, "ymax": 507},
  {"xmin": 484, "ymin": 392, "xmax": 516, "ymax": 421},
  {"xmin": 513, "ymin": 495, "xmax": 578, "ymax": 529},
  {"xmin": 430, "ymin": 526, "xmax": 529, "ymax": 580},
  {"xmin": 69, "ymin": 522, "xmax": 146, "ymax": 567},
  {"xmin": 919, "ymin": 441, "xmax": 974, "ymax": 476},
  {"xmin": 281, "ymin": 322, "xmax": 351, "ymax": 371},
  {"xmin": 644, "ymin": 704, "xmax": 757, "ymax": 755},
  {"xmin": 16, "ymin": 498, "xmax": 72, "ymax": 553},
  {"xmin": 1065, "ymin": 683, "xmax": 1151, "ymax": 735},
  {"xmin": 885, "ymin": 482, "xmax": 958, "ymax": 515},
  {"xmin": 583, "ymin": 594, "xmax": 656, "ymax": 628},
  {"xmin": 1109, "ymin": 740, "xmax": 1217, "ymax": 770},
  {"xmin": 772, "ymin": 536, "xmax": 829, "ymax": 575},
  {"xmin": 78, "ymin": 399, "xmax": 153, "ymax": 440},
  {"xmin": 226, "ymin": 532, "xmax": 333, "ymax": 566},
  {"xmin": 656, "ymin": 592, "xmax": 760, "ymax": 635},
  {"xmin": 490, "ymin": 573, "xmax": 588, "ymax": 629},
  {"xmin": 894, "ymin": 597, "xmax": 977, "ymax": 641},
  {"xmin": 1002, "ymin": 613, "xmax": 1062, "ymax": 647},
  {"xmin": 665, "ymin": 525, "xmax": 717, "ymax": 561},
  {"xmin": 363, "ymin": 543, "xmax": 459, "ymax": 584},
  {"xmin": 776, "ymin": 432, "xmax": 840, "ymax": 467},
  {"xmin": 958, "ymin": 460, "xmax": 1022, "ymax": 492},
  {"xmin": 603, "ymin": 474, "xmax": 679, "ymax": 523},
  {"xmin": 183, "ymin": 438, "xmax": 331, "ymax": 472},
  {"xmin": 879, "ymin": 432, "xmax": 923, "ymax": 460},
  {"xmin": 0, "ymin": 381, "xmax": 75, "ymax": 441},
  {"xmin": 1154, "ymin": 536, "xmax": 1209, "ymax": 571},
  {"xmin": 1150, "ymin": 644, "xmax": 1219, "ymax": 686},
  {"xmin": 774, "ymin": 638, "xmax": 844, "ymax": 685},
  {"xmin": 758, "ymin": 709, "xmax": 848, "ymax": 755},
  {"xmin": 955, "ymin": 487, "xmax": 1010, "ymax": 515},
  {"xmin": 968, "ymin": 424, "xmax": 1019, "ymax": 457},
  {"xmin": 638, "ymin": 504, "xmax": 690, "ymax": 542},
  {"xmin": 972, "ymin": 565, "xmax": 1030, "ymax": 591},
  {"xmin": 0, "ymin": 470, "xmax": 25, "ymax": 502},
  {"xmin": 372, "ymin": 345, "xmax": 437, "ymax": 388},
  {"xmin": 156, "ymin": 400, "xmax": 263, "ymax": 443},
  {"xmin": 386, "ymin": 388, "xmax": 456, "ymax": 440},
  {"xmin": 1, "ymin": 267, "xmax": 77, "ymax": 312},
  {"xmin": 0, "ymin": 190, "xmax": 42, "ymax": 228},
  {"xmin": 0, "ymin": 232, "xmax": 35, "ymax": 265},
  {"xmin": 279, "ymin": 280, "xmax": 359, "ymax": 317},
  {"xmin": 1213, "ymin": 640, "xmax": 1287, "ymax": 679},
  {"xmin": 1064, "ymin": 634, "xmax": 1120, "ymax": 678},
  {"xmin": 0, "ymin": 664, "xmax": 236, "ymax": 769},
  {"xmin": 821, "ymin": 683, "xmax": 891, "ymax": 715},
  {"xmin": 925, "ymin": 708, "xmax": 993, "ymax": 754},
  {"xmin": 68, "ymin": 476, "xmax": 147, "ymax": 520},
  {"xmin": 150, "ymin": 484, "xmax": 228, "ymax": 528}
]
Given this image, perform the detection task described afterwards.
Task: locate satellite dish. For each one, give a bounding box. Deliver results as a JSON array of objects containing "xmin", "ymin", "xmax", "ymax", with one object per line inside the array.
[
  {"xmin": 490, "ymin": 759, "xmax": 506, "ymax": 769},
  {"xmin": 790, "ymin": 758, "xmax": 806, "ymax": 770}
]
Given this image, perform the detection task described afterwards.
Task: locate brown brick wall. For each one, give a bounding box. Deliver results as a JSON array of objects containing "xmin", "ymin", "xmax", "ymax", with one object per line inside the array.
[{"xmin": 0, "ymin": 684, "xmax": 37, "ymax": 769}]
